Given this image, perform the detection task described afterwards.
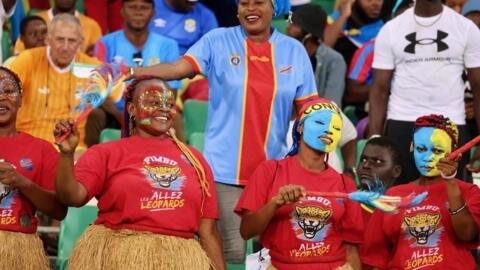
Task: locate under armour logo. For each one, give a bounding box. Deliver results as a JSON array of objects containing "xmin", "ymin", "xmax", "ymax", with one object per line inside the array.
[{"xmin": 404, "ymin": 30, "xmax": 449, "ymax": 54}]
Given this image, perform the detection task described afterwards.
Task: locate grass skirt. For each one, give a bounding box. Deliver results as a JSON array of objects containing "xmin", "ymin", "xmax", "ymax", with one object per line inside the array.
[
  {"xmin": 68, "ymin": 224, "xmax": 212, "ymax": 270},
  {"xmin": 268, "ymin": 262, "xmax": 353, "ymax": 270},
  {"xmin": 0, "ymin": 230, "xmax": 50, "ymax": 270}
]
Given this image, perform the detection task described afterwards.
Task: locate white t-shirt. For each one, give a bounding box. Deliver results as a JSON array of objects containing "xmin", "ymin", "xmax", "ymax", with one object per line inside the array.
[
  {"xmin": 373, "ymin": 6, "xmax": 480, "ymax": 124},
  {"xmin": 0, "ymin": 0, "xmax": 16, "ymax": 63}
]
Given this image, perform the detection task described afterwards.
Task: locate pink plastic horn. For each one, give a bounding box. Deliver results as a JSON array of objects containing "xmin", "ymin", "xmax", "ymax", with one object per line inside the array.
[{"xmin": 448, "ymin": 135, "xmax": 480, "ymax": 160}]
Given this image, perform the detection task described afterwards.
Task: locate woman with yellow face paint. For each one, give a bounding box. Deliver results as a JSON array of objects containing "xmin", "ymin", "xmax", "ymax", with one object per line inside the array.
[
  {"xmin": 361, "ymin": 114, "xmax": 480, "ymax": 270},
  {"xmin": 235, "ymin": 98, "xmax": 364, "ymax": 270}
]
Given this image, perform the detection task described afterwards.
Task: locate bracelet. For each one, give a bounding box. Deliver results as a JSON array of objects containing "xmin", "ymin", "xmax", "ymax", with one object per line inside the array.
[
  {"xmin": 449, "ymin": 203, "xmax": 467, "ymax": 215},
  {"xmin": 440, "ymin": 170, "xmax": 457, "ymax": 179},
  {"xmin": 129, "ymin": 67, "xmax": 135, "ymax": 78},
  {"xmin": 369, "ymin": 134, "xmax": 381, "ymax": 140}
]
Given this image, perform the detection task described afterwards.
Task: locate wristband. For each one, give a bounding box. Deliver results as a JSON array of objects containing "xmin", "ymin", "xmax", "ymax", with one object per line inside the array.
[
  {"xmin": 369, "ymin": 134, "xmax": 381, "ymax": 140},
  {"xmin": 440, "ymin": 170, "xmax": 457, "ymax": 179},
  {"xmin": 449, "ymin": 203, "xmax": 467, "ymax": 215},
  {"xmin": 129, "ymin": 67, "xmax": 135, "ymax": 78}
]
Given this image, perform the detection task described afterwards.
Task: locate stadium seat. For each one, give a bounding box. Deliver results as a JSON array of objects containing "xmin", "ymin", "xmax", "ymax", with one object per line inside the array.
[
  {"xmin": 343, "ymin": 105, "xmax": 359, "ymax": 126},
  {"xmin": 227, "ymin": 239, "xmax": 254, "ymax": 270},
  {"xmin": 356, "ymin": 139, "xmax": 368, "ymax": 166},
  {"xmin": 189, "ymin": 132, "xmax": 205, "ymax": 152},
  {"xmin": 311, "ymin": 0, "xmax": 335, "ymax": 13},
  {"xmin": 183, "ymin": 100, "xmax": 208, "ymax": 143},
  {"xmin": 99, "ymin": 128, "xmax": 121, "ymax": 143},
  {"xmin": 272, "ymin": 17, "xmax": 288, "ymax": 33},
  {"xmin": 56, "ymin": 205, "xmax": 99, "ymax": 270}
]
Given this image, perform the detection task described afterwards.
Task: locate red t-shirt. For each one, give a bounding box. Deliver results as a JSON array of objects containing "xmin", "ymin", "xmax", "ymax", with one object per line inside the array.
[
  {"xmin": 361, "ymin": 180, "xmax": 480, "ymax": 270},
  {"xmin": 235, "ymin": 157, "xmax": 364, "ymax": 269},
  {"xmin": 75, "ymin": 136, "xmax": 219, "ymax": 237},
  {"xmin": 0, "ymin": 132, "xmax": 58, "ymax": 233}
]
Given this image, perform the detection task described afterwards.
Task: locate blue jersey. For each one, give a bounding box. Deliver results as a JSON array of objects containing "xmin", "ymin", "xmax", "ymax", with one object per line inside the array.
[
  {"xmin": 94, "ymin": 30, "xmax": 182, "ymax": 111},
  {"xmin": 184, "ymin": 26, "xmax": 317, "ymax": 185},
  {"xmin": 328, "ymin": 11, "xmax": 383, "ymax": 48},
  {"xmin": 149, "ymin": 0, "xmax": 218, "ymax": 54},
  {"xmin": 348, "ymin": 39, "xmax": 375, "ymax": 85}
]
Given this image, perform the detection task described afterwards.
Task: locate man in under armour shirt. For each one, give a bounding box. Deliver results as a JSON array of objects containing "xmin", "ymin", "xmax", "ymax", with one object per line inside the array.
[{"xmin": 368, "ymin": 0, "xmax": 480, "ymax": 183}]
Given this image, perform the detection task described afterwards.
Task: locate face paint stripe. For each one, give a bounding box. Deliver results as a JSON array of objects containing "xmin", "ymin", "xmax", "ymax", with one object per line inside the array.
[
  {"xmin": 303, "ymin": 111, "xmax": 342, "ymax": 153},
  {"xmin": 236, "ymin": 40, "xmax": 275, "ymax": 182},
  {"xmin": 414, "ymin": 127, "xmax": 452, "ymax": 177}
]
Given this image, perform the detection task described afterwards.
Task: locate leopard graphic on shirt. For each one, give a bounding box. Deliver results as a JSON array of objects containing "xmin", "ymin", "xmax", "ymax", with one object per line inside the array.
[
  {"xmin": 404, "ymin": 213, "xmax": 441, "ymax": 245},
  {"xmin": 294, "ymin": 205, "xmax": 332, "ymax": 240}
]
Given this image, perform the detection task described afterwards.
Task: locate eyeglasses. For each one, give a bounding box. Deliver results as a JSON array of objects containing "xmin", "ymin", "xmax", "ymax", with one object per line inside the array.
[{"xmin": 0, "ymin": 89, "xmax": 20, "ymax": 99}]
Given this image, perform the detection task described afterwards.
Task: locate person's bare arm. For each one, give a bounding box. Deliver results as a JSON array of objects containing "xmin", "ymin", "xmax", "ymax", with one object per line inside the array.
[
  {"xmin": 0, "ymin": 163, "xmax": 67, "ymax": 220},
  {"xmin": 345, "ymin": 79, "xmax": 372, "ymax": 104},
  {"xmin": 437, "ymin": 158, "xmax": 479, "ymax": 241},
  {"xmin": 53, "ymin": 119, "xmax": 89, "ymax": 207},
  {"xmin": 240, "ymin": 185, "xmax": 306, "ymax": 239},
  {"xmin": 198, "ymin": 218, "xmax": 226, "ymax": 270},
  {"xmin": 324, "ymin": 0, "xmax": 352, "ymax": 47},
  {"xmin": 367, "ymin": 69, "xmax": 393, "ymax": 137},
  {"xmin": 133, "ymin": 59, "xmax": 196, "ymax": 81}
]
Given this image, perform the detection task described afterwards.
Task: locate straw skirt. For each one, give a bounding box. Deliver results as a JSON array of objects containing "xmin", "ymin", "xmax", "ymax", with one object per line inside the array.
[
  {"xmin": 68, "ymin": 224, "xmax": 212, "ymax": 270},
  {"xmin": 267, "ymin": 262, "xmax": 353, "ymax": 269},
  {"xmin": 0, "ymin": 230, "xmax": 50, "ymax": 270}
]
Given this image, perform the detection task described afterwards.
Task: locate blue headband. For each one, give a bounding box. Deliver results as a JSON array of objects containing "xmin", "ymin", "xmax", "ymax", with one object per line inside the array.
[
  {"xmin": 236, "ymin": 0, "xmax": 291, "ymax": 17},
  {"xmin": 272, "ymin": 0, "xmax": 291, "ymax": 17}
]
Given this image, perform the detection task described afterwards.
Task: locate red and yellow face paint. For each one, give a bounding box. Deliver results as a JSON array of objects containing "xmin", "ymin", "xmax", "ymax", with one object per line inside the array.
[{"xmin": 136, "ymin": 84, "xmax": 176, "ymax": 126}]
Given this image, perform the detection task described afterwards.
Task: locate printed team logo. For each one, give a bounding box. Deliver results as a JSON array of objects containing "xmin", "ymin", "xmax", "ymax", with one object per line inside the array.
[
  {"xmin": 184, "ymin": 19, "xmax": 197, "ymax": 33},
  {"xmin": 153, "ymin": 18, "xmax": 167, "ymax": 28},
  {"xmin": 147, "ymin": 57, "xmax": 161, "ymax": 66},
  {"xmin": 230, "ymin": 53, "xmax": 241, "ymax": 66},
  {"xmin": 403, "ymin": 210, "xmax": 444, "ymax": 269},
  {"xmin": 142, "ymin": 156, "xmax": 184, "ymax": 190},
  {"xmin": 19, "ymin": 158, "xmax": 33, "ymax": 171},
  {"xmin": 404, "ymin": 30, "xmax": 449, "ymax": 54},
  {"xmin": 38, "ymin": 86, "xmax": 49, "ymax": 96},
  {"xmin": 404, "ymin": 213, "xmax": 441, "ymax": 246},
  {"xmin": 292, "ymin": 205, "xmax": 332, "ymax": 241},
  {"xmin": 0, "ymin": 183, "xmax": 11, "ymax": 204},
  {"xmin": 144, "ymin": 164, "xmax": 181, "ymax": 189}
]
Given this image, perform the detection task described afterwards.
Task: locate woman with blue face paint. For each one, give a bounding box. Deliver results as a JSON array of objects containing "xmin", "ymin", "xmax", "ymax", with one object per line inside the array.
[
  {"xmin": 126, "ymin": 0, "xmax": 318, "ymax": 263},
  {"xmin": 235, "ymin": 98, "xmax": 364, "ymax": 270},
  {"xmin": 361, "ymin": 114, "xmax": 480, "ymax": 270}
]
